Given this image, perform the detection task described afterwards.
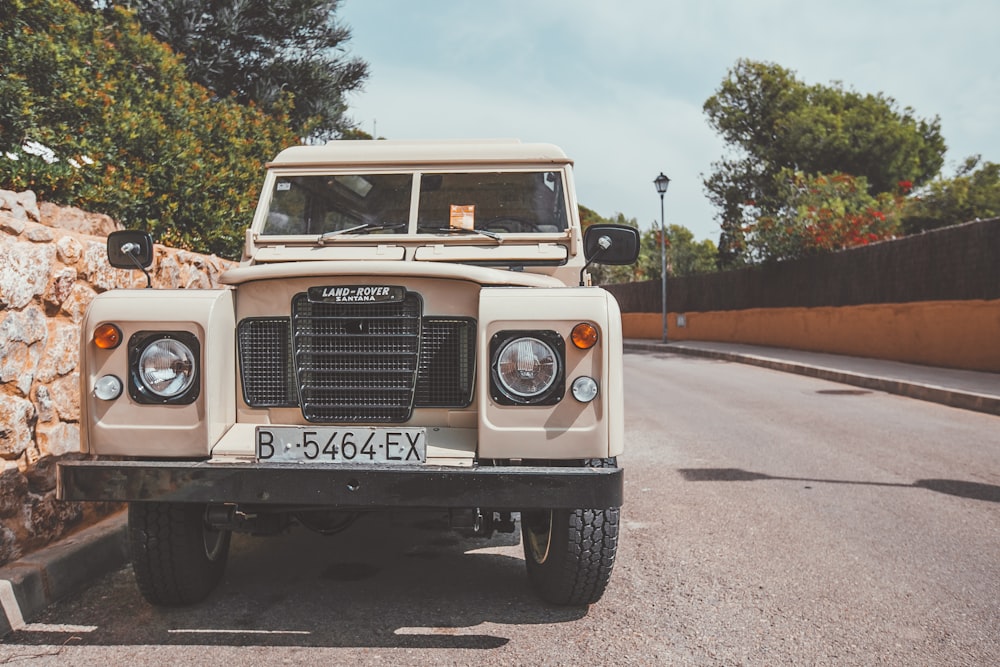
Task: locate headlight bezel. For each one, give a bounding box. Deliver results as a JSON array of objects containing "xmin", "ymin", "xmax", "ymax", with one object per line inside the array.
[
  {"xmin": 489, "ymin": 330, "xmax": 565, "ymax": 406},
  {"xmin": 128, "ymin": 331, "xmax": 201, "ymax": 405}
]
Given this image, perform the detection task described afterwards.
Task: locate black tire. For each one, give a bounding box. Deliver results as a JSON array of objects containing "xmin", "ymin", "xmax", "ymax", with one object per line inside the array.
[
  {"xmin": 521, "ymin": 458, "xmax": 621, "ymax": 606},
  {"xmin": 128, "ymin": 502, "xmax": 231, "ymax": 606}
]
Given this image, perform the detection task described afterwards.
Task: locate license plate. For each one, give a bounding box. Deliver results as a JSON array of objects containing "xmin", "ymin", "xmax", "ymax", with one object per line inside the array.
[{"xmin": 256, "ymin": 427, "xmax": 426, "ymax": 464}]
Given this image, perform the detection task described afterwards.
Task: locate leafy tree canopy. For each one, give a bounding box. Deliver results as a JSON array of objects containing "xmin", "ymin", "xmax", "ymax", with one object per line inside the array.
[
  {"xmin": 578, "ymin": 203, "xmax": 607, "ymax": 231},
  {"xmin": 632, "ymin": 224, "xmax": 717, "ymax": 282},
  {"xmin": 902, "ymin": 156, "xmax": 1000, "ymax": 233},
  {"xmin": 747, "ymin": 171, "xmax": 907, "ymax": 262},
  {"xmin": 704, "ymin": 59, "xmax": 946, "ymax": 266},
  {"xmin": 1, "ymin": 0, "xmax": 298, "ymax": 258},
  {"xmin": 96, "ymin": 0, "xmax": 368, "ymax": 139},
  {"xmin": 580, "ymin": 207, "xmax": 716, "ymax": 284}
]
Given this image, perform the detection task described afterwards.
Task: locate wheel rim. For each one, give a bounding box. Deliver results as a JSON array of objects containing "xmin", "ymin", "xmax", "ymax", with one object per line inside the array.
[
  {"xmin": 202, "ymin": 525, "xmax": 226, "ymax": 561},
  {"xmin": 524, "ymin": 510, "xmax": 553, "ymax": 564}
]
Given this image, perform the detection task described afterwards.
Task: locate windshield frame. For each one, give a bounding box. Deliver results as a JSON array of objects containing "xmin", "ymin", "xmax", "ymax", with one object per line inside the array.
[{"xmin": 252, "ymin": 166, "xmax": 574, "ymax": 242}]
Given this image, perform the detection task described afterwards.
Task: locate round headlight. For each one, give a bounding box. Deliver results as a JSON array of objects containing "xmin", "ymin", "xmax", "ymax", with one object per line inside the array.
[
  {"xmin": 138, "ymin": 338, "xmax": 197, "ymax": 398},
  {"xmin": 496, "ymin": 336, "xmax": 559, "ymax": 398}
]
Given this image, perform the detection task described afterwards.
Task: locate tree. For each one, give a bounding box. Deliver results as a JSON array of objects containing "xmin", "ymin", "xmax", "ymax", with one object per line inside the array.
[
  {"xmin": 1, "ymin": 0, "xmax": 298, "ymax": 258},
  {"xmin": 581, "ymin": 210, "xmax": 641, "ymax": 284},
  {"xmin": 703, "ymin": 59, "xmax": 946, "ymax": 265},
  {"xmin": 902, "ymin": 156, "xmax": 1000, "ymax": 233},
  {"xmin": 578, "ymin": 204, "xmax": 607, "ymax": 232},
  {"xmin": 747, "ymin": 170, "xmax": 906, "ymax": 262},
  {"xmin": 102, "ymin": 0, "xmax": 368, "ymax": 138},
  {"xmin": 580, "ymin": 207, "xmax": 717, "ymax": 284},
  {"xmin": 635, "ymin": 225, "xmax": 717, "ymax": 281}
]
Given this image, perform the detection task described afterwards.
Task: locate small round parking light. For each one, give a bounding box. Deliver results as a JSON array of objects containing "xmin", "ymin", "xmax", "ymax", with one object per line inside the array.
[
  {"xmin": 570, "ymin": 323, "xmax": 598, "ymax": 349},
  {"xmin": 94, "ymin": 323, "xmax": 123, "ymax": 350},
  {"xmin": 93, "ymin": 375, "xmax": 123, "ymax": 401},
  {"xmin": 571, "ymin": 376, "xmax": 599, "ymax": 403}
]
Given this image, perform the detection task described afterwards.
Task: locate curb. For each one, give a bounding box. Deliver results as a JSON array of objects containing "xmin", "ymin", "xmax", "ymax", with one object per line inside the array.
[
  {"xmin": 0, "ymin": 511, "xmax": 128, "ymax": 637},
  {"xmin": 625, "ymin": 341, "xmax": 1000, "ymax": 418}
]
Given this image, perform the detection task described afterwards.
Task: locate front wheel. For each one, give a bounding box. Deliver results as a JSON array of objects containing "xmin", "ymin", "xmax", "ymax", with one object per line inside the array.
[
  {"xmin": 521, "ymin": 459, "xmax": 621, "ymax": 605},
  {"xmin": 128, "ymin": 502, "xmax": 231, "ymax": 606},
  {"xmin": 522, "ymin": 507, "xmax": 620, "ymax": 605}
]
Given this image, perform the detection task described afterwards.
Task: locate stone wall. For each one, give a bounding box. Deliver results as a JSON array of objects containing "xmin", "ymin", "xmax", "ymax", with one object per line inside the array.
[{"xmin": 0, "ymin": 190, "xmax": 234, "ymax": 566}]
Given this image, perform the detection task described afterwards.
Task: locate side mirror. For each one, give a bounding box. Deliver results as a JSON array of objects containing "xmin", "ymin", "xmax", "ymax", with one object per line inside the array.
[
  {"xmin": 107, "ymin": 230, "xmax": 154, "ymax": 269},
  {"xmin": 107, "ymin": 230, "xmax": 154, "ymax": 288},
  {"xmin": 583, "ymin": 224, "xmax": 640, "ymax": 265}
]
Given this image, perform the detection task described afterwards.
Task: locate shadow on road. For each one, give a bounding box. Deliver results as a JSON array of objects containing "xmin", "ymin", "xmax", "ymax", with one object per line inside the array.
[
  {"xmin": 677, "ymin": 468, "xmax": 1000, "ymax": 503},
  {"xmin": 1, "ymin": 514, "xmax": 588, "ymax": 650}
]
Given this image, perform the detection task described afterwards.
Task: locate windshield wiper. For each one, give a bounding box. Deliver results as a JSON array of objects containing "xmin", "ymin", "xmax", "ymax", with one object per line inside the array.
[
  {"xmin": 317, "ymin": 221, "xmax": 407, "ymax": 242},
  {"xmin": 417, "ymin": 226, "xmax": 503, "ymax": 243}
]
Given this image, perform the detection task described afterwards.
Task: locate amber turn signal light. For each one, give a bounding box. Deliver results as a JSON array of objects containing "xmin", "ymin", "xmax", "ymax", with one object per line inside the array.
[
  {"xmin": 570, "ymin": 322, "xmax": 598, "ymax": 349},
  {"xmin": 94, "ymin": 323, "xmax": 123, "ymax": 350}
]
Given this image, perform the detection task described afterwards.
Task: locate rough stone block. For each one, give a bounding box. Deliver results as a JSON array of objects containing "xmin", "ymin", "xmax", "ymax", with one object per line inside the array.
[
  {"xmin": 55, "ymin": 234, "xmax": 82, "ymax": 264},
  {"xmin": 44, "ymin": 267, "xmax": 76, "ymax": 308},
  {"xmin": 35, "ymin": 322, "xmax": 79, "ymax": 383},
  {"xmin": 0, "ymin": 239, "xmax": 55, "ymax": 309},
  {"xmin": 0, "ymin": 395, "xmax": 35, "ymax": 461},
  {"xmin": 36, "ymin": 422, "xmax": 80, "ymax": 459},
  {"xmin": 0, "ymin": 464, "xmax": 28, "ymax": 517}
]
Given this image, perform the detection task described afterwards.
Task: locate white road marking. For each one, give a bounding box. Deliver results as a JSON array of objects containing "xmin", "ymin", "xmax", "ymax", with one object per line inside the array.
[
  {"xmin": 395, "ymin": 623, "xmax": 491, "ymax": 636},
  {"xmin": 463, "ymin": 545, "xmax": 522, "ymax": 557},
  {"xmin": 22, "ymin": 623, "xmax": 97, "ymax": 633},
  {"xmin": 168, "ymin": 628, "xmax": 311, "ymax": 635}
]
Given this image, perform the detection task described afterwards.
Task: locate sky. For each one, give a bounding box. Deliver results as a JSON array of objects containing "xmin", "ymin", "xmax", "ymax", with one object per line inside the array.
[{"xmin": 338, "ymin": 0, "xmax": 1000, "ymax": 243}]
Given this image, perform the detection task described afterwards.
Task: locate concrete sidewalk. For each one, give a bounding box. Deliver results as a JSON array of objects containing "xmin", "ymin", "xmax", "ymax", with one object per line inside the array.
[{"xmin": 626, "ymin": 339, "xmax": 1000, "ymax": 417}]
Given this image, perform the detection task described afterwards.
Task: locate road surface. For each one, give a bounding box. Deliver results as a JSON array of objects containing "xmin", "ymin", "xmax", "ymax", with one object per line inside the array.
[{"xmin": 3, "ymin": 351, "xmax": 998, "ymax": 665}]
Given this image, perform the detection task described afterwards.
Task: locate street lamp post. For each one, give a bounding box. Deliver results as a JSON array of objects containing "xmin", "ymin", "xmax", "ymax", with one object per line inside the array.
[{"xmin": 653, "ymin": 172, "xmax": 671, "ymax": 342}]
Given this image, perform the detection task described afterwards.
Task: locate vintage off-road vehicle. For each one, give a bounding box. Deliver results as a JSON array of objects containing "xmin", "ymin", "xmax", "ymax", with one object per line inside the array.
[{"xmin": 58, "ymin": 140, "xmax": 638, "ymax": 606}]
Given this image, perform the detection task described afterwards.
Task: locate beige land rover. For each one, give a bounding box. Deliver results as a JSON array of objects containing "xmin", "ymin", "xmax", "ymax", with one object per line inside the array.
[{"xmin": 58, "ymin": 140, "xmax": 639, "ymax": 607}]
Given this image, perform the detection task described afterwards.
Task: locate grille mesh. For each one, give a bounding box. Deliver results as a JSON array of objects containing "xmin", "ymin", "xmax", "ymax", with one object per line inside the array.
[
  {"xmin": 416, "ymin": 318, "xmax": 476, "ymax": 407},
  {"xmin": 292, "ymin": 292, "xmax": 422, "ymax": 422},
  {"xmin": 238, "ymin": 318, "xmax": 297, "ymax": 406},
  {"xmin": 238, "ymin": 294, "xmax": 476, "ymax": 420}
]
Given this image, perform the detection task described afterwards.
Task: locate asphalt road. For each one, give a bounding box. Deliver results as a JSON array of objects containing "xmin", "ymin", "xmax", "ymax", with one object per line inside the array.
[{"xmin": 2, "ymin": 351, "xmax": 998, "ymax": 665}]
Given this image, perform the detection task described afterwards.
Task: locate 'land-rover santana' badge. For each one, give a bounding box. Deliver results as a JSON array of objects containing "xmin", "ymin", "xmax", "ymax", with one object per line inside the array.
[{"xmin": 307, "ymin": 285, "xmax": 406, "ymax": 304}]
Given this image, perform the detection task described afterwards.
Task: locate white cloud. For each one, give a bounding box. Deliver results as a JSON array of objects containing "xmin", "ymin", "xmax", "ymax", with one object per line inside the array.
[{"xmin": 340, "ymin": 0, "xmax": 1000, "ymax": 242}]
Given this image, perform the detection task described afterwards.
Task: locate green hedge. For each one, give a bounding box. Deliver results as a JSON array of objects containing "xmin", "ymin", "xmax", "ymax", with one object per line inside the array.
[{"xmin": 0, "ymin": 0, "xmax": 299, "ymax": 259}]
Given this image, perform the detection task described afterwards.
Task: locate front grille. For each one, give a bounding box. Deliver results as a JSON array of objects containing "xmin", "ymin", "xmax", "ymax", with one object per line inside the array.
[
  {"xmin": 292, "ymin": 292, "xmax": 422, "ymax": 422},
  {"xmin": 238, "ymin": 318, "xmax": 297, "ymax": 406},
  {"xmin": 416, "ymin": 318, "xmax": 476, "ymax": 407},
  {"xmin": 238, "ymin": 294, "xmax": 477, "ymax": 420}
]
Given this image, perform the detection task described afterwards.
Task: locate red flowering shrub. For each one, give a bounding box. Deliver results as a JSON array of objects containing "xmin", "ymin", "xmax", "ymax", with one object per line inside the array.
[{"xmin": 746, "ymin": 170, "xmax": 905, "ymax": 262}]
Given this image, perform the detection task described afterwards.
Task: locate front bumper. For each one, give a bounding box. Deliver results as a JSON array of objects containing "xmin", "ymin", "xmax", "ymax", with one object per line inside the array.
[{"xmin": 57, "ymin": 460, "xmax": 624, "ymax": 510}]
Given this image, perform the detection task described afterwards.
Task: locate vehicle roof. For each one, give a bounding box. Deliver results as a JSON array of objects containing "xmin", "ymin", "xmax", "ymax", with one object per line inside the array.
[{"xmin": 268, "ymin": 139, "xmax": 573, "ymax": 168}]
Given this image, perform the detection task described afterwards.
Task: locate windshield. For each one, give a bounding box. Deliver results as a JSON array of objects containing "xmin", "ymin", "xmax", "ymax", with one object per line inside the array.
[{"xmin": 261, "ymin": 171, "xmax": 568, "ymax": 236}]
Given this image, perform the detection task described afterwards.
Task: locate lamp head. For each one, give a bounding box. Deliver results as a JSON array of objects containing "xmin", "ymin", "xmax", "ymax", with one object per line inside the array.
[{"xmin": 653, "ymin": 172, "xmax": 671, "ymax": 195}]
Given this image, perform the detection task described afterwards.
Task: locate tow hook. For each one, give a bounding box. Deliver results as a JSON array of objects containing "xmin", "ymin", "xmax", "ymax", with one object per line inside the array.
[{"xmin": 449, "ymin": 509, "xmax": 517, "ymax": 536}]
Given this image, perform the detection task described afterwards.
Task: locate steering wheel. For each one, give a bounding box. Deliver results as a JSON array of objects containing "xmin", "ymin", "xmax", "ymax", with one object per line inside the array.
[{"xmin": 481, "ymin": 217, "xmax": 537, "ymax": 233}]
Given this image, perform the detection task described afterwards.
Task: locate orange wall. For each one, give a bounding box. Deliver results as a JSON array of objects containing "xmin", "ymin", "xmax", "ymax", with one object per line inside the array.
[{"xmin": 622, "ymin": 300, "xmax": 1000, "ymax": 372}]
